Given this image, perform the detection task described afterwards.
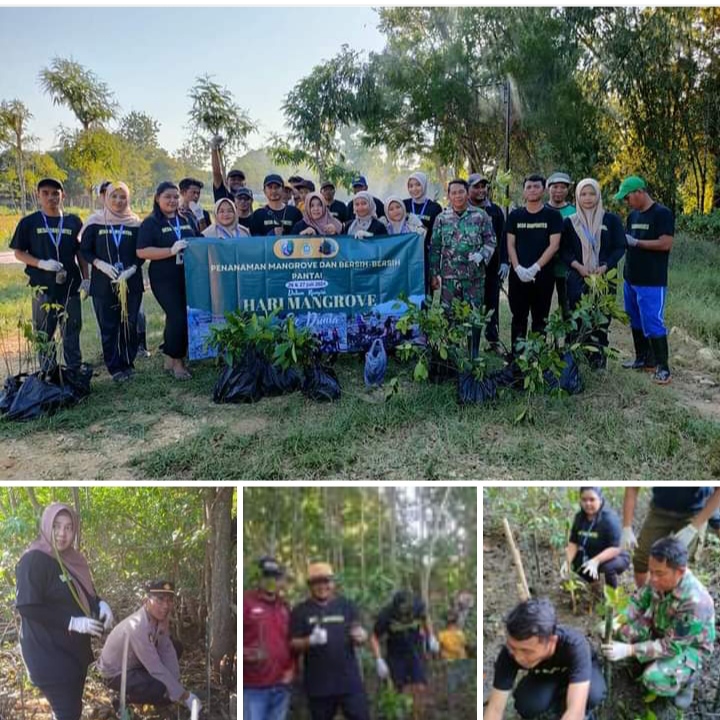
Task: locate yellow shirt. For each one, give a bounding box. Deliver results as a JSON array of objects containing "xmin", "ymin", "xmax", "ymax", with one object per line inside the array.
[{"xmin": 438, "ymin": 627, "xmax": 467, "ymax": 661}]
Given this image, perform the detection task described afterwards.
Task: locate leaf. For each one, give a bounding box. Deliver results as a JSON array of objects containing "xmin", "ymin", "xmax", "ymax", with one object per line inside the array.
[{"xmin": 413, "ymin": 360, "xmax": 429, "ymax": 382}]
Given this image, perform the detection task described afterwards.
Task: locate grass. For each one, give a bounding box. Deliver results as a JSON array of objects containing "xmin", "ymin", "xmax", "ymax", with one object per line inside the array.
[{"xmin": 1, "ymin": 235, "xmax": 719, "ymax": 480}]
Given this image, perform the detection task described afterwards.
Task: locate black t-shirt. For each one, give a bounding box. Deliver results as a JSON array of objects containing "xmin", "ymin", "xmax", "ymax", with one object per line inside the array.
[
  {"xmin": 347, "ymin": 195, "xmax": 385, "ymax": 221},
  {"xmin": 506, "ymin": 206, "xmax": 564, "ymax": 270},
  {"xmin": 560, "ymin": 212, "xmax": 626, "ymax": 272},
  {"xmin": 10, "ymin": 211, "xmax": 84, "ymax": 297},
  {"xmin": 251, "ymin": 205, "xmax": 303, "ymax": 236},
  {"xmin": 470, "ymin": 200, "xmax": 506, "ymax": 263},
  {"xmin": 290, "ymin": 596, "xmax": 363, "ymax": 698},
  {"xmin": 15, "ymin": 550, "xmax": 99, "ymax": 685},
  {"xmin": 237, "ymin": 215, "xmax": 253, "ymax": 231},
  {"xmin": 213, "ymin": 183, "xmax": 231, "ymax": 203},
  {"xmin": 624, "ymin": 202, "xmax": 675, "ymax": 287},
  {"xmin": 328, "ymin": 200, "xmax": 348, "ymax": 224},
  {"xmin": 493, "ymin": 625, "xmax": 592, "ymax": 692},
  {"xmin": 374, "ymin": 597, "xmax": 426, "ymax": 659},
  {"xmin": 342, "ymin": 218, "xmax": 388, "ymax": 236},
  {"xmin": 569, "ymin": 504, "xmax": 622, "ymax": 564},
  {"xmin": 136, "ymin": 213, "xmax": 196, "ymax": 286},
  {"xmin": 403, "ymin": 198, "xmax": 443, "ymax": 238},
  {"xmin": 652, "ymin": 487, "xmax": 715, "ymax": 515},
  {"xmin": 79, "ymin": 224, "xmax": 144, "ymax": 298}
]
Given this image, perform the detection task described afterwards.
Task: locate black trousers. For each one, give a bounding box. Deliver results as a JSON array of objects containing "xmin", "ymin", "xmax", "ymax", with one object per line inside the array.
[
  {"xmin": 484, "ymin": 250, "xmax": 501, "ymax": 343},
  {"xmin": 38, "ymin": 674, "xmax": 86, "ymax": 720},
  {"xmin": 31, "ymin": 291, "xmax": 82, "ymax": 371},
  {"xmin": 508, "ymin": 269, "xmax": 555, "ymax": 351},
  {"xmin": 307, "ymin": 692, "xmax": 370, "ymax": 720},
  {"xmin": 92, "ymin": 291, "xmax": 142, "ymax": 374},
  {"xmin": 567, "ymin": 270, "xmax": 613, "ymax": 360},
  {"xmin": 149, "ymin": 276, "xmax": 188, "ymax": 359},
  {"xmin": 573, "ymin": 552, "xmax": 631, "ymax": 589},
  {"xmin": 513, "ymin": 657, "xmax": 606, "ymax": 719}
]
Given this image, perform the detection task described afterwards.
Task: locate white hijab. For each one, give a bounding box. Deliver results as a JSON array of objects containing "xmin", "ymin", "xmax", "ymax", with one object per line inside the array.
[{"xmin": 571, "ymin": 178, "xmax": 604, "ymax": 270}]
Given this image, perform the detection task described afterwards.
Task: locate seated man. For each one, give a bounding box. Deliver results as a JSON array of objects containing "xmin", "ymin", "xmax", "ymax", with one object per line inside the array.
[
  {"xmin": 602, "ymin": 536, "xmax": 715, "ymax": 713},
  {"xmin": 484, "ymin": 598, "xmax": 605, "ymax": 720},
  {"xmin": 97, "ymin": 580, "xmax": 201, "ymax": 713}
]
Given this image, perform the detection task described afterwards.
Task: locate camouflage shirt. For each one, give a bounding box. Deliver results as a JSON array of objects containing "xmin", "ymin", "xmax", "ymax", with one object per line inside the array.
[
  {"xmin": 429, "ymin": 205, "xmax": 497, "ymax": 282},
  {"xmin": 616, "ymin": 569, "xmax": 716, "ymax": 666}
]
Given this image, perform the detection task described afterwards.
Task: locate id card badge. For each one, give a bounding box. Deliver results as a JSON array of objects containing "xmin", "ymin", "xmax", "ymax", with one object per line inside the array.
[
  {"xmin": 176, "ymin": 251, "xmax": 184, "ymax": 266},
  {"xmin": 113, "ymin": 262, "xmax": 125, "ymax": 273},
  {"xmin": 55, "ymin": 269, "xmax": 68, "ymax": 284}
]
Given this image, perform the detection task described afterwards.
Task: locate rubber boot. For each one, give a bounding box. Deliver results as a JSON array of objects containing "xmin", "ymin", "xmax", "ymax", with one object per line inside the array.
[
  {"xmin": 470, "ymin": 326, "xmax": 482, "ymax": 360},
  {"xmin": 650, "ymin": 335, "xmax": 672, "ymax": 384},
  {"xmin": 674, "ymin": 678, "xmax": 696, "ymax": 709},
  {"xmin": 622, "ymin": 328, "xmax": 653, "ymax": 370}
]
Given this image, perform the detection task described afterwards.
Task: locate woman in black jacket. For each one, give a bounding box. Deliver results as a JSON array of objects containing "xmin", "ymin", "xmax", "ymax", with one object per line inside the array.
[{"xmin": 15, "ymin": 503, "xmax": 114, "ymax": 720}]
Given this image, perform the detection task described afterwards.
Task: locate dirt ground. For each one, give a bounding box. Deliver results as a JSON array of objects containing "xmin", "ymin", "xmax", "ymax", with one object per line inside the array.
[{"xmin": 482, "ymin": 524, "xmax": 720, "ymax": 719}]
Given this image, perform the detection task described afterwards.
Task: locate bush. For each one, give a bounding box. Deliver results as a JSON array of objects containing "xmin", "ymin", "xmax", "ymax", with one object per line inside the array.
[{"xmin": 676, "ymin": 211, "xmax": 720, "ymax": 241}]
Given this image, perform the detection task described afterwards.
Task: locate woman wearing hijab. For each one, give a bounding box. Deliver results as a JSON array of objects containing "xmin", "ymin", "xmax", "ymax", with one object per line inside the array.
[
  {"xmin": 344, "ymin": 191, "xmax": 388, "ymax": 238},
  {"xmin": 560, "ymin": 488, "xmax": 630, "ymax": 589},
  {"xmin": 80, "ymin": 182, "xmax": 143, "ymax": 382},
  {"xmin": 203, "ymin": 197, "xmax": 250, "ymax": 238},
  {"xmin": 291, "ymin": 191, "xmax": 343, "ymax": 236},
  {"xmin": 560, "ymin": 178, "xmax": 625, "ymax": 369},
  {"xmin": 136, "ymin": 181, "xmax": 196, "ymax": 380},
  {"xmin": 403, "ymin": 172, "xmax": 442, "ymax": 236},
  {"xmin": 15, "ymin": 503, "xmax": 114, "ymax": 720},
  {"xmin": 383, "ymin": 195, "xmax": 427, "ymax": 240}
]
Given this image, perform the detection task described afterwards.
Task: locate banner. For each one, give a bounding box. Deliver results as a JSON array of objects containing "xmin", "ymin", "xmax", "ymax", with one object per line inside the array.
[{"xmin": 184, "ymin": 233, "xmax": 425, "ymax": 360}]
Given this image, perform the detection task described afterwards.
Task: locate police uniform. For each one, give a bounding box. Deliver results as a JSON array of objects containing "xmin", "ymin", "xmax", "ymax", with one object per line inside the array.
[{"xmin": 614, "ymin": 569, "xmax": 716, "ymax": 696}]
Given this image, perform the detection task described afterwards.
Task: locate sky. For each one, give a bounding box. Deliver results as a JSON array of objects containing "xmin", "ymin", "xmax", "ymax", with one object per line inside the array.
[{"xmin": 0, "ymin": 7, "xmax": 387, "ymax": 154}]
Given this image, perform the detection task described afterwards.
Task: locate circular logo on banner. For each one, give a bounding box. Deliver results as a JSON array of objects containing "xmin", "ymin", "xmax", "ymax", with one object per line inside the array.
[{"xmin": 273, "ymin": 237, "xmax": 339, "ymax": 260}]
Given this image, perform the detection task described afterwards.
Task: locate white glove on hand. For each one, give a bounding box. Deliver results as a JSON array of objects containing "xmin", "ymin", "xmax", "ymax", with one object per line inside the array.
[
  {"xmin": 79, "ymin": 278, "xmax": 91, "ymax": 295},
  {"xmin": 498, "ymin": 263, "xmax": 510, "ymax": 281},
  {"xmin": 94, "ymin": 260, "xmax": 119, "ymax": 280},
  {"xmin": 308, "ymin": 625, "xmax": 328, "ymax": 646},
  {"xmin": 625, "ymin": 233, "xmax": 640, "ymax": 247},
  {"xmin": 515, "ymin": 266, "xmax": 533, "ymax": 283},
  {"xmin": 115, "ymin": 265, "xmax": 137, "ymax": 283},
  {"xmin": 428, "ymin": 635, "xmax": 440, "ymax": 654},
  {"xmin": 527, "ymin": 262, "xmax": 541, "ymax": 279},
  {"xmin": 468, "ymin": 251, "xmax": 485, "ymax": 266},
  {"xmin": 601, "ymin": 642, "xmax": 633, "ymax": 662},
  {"xmin": 188, "ymin": 201, "xmax": 204, "ymax": 221},
  {"xmin": 68, "ymin": 616, "xmax": 104, "ymax": 637},
  {"xmin": 376, "ymin": 657, "xmax": 390, "ymax": 679},
  {"xmin": 581, "ymin": 558, "xmax": 600, "ymax": 580},
  {"xmin": 184, "ymin": 693, "xmax": 202, "ymax": 712},
  {"xmin": 350, "ymin": 625, "xmax": 368, "ymax": 644},
  {"xmin": 354, "ymin": 229, "xmax": 374, "ymax": 239},
  {"xmin": 171, "ymin": 240, "xmax": 189, "ymax": 255},
  {"xmin": 98, "ymin": 600, "xmax": 114, "ymax": 631},
  {"xmin": 38, "ymin": 259, "xmax": 64, "ymax": 272},
  {"xmin": 673, "ymin": 524, "xmax": 699, "ymax": 548},
  {"xmin": 560, "ymin": 560, "xmax": 570, "ymax": 580},
  {"xmin": 621, "ymin": 526, "xmax": 638, "ymax": 551}
]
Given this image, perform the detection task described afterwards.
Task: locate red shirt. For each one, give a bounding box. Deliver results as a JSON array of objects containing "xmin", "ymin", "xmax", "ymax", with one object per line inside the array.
[{"xmin": 243, "ymin": 590, "xmax": 294, "ymax": 687}]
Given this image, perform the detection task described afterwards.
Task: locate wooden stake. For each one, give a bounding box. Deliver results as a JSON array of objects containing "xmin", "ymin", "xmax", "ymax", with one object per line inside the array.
[{"xmin": 502, "ymin": 518, "xmax": 531, "ymax": 601}]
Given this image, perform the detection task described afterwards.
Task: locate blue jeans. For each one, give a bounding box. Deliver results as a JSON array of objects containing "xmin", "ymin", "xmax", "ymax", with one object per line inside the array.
[{"xmin": 243, "ymin": 684, "xmax": 291, "ymax": 720}]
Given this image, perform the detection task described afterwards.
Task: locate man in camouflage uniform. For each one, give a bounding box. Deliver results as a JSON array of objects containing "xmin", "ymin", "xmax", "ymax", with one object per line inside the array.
[{"xmin": 601, "ymin": 537, "xmax": 715, "ymax": 714}]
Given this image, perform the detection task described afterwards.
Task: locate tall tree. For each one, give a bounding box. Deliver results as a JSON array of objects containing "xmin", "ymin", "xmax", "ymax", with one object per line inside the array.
[
  {"xmin": 0, "ymin": 99, "xmax": 37, "ymax": 214},
  {"xmin": 118, "ymin": 110, "xmax": 160, "ymax": 151}
]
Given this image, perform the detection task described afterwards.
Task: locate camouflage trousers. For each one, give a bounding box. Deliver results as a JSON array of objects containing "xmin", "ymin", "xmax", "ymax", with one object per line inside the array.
[
  {"xmin": 640, "ymin": 652, "xmax": 696, "ymax": 696},
  {"xmin": 440, "ymin": 276, "xmax": 485, "ymax": 309}
]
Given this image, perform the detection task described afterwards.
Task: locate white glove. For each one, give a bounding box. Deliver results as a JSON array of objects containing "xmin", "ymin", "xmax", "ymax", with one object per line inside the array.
[
  {"xmin": 308, "ymin": 625, "xmax": 328, "ymax": 646},
  {"xmin": 527, "ymin": 262, "xmax": 541, "ymax": 279},
  {"xmin": 376, "ymin": 657, "xmax": 390, "ymax": 679},
  {"xmin": 350, "ymin": 625, "xmax": 368, "ymax": 644},
  {"xmin": 581, "ymin": 558, "xmax": 600, "ymax": 580},
  {"xmin": 673, "ymin": 524, "xmax": 699, "ymax": 548},
  {"xmin": 94, "ymin": 260, "xmax": 119, "ymax": 280},
  {"xmin": 98, "ymin": 600, "xmax": 114, "ymax": 631},
  {"xmin": 115, "ymin": 265, "xmax": 137, "ymax": 283},
  {"xmin": 38, "ymin": 259, "xmax": 64, "ymax": 272},
  {"xmin": 184, "ymin": 693, "xmax": 202, "ymax": 712},
  {"xmin": 428, "ymin": 635, "xmax": 440, "ymax": 654},
  {"xmin": 498, "ymin": 263, "xmax": 510, "ymax": 281},
  {"xmin": 79, "ymin": 278, "xmax": 91, "ymax": 295},
  {"xmin": 560, "ymin": 560, "xmax": 570, "ymax": 580},
  {"xmin": 68, "ymin": 616, "xmax": 104, "ymax": 637},
  {"xmin": 210, "ymin": 134, "xmax": 224, "ymax": 150},
  {"xmin": 621, "ymin": 526, "xmax": 638, "ymax": 551},
  {"xmin": 354, "ymin": 229, "xmax": 374, "ymax": 239},
  {"xmin": 515, "ymin": 266, "xmax": 533, "ymax": 283},
  {"xmin": 601, "ymin": 642, "xmax": 633, "ymax": 662},
  {"xmin": 188, "ymin": 201, "xmax": 204, "ymax": 221},
  {"xmin": 171, "ymin": 240, "xmax": 189, "ymax": 255},
  {"xmin": 625, "ymin": 233, "xmax": 640, "ymax": 247},
  {"xmin": 468, "ymin": 251, "xmax": 484, "ymax": 266}
]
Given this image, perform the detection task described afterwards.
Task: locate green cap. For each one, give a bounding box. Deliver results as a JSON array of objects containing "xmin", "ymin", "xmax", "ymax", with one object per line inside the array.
[{"xmin": 614, "ymin": 176, "xmax": 646, "ymax": 200}]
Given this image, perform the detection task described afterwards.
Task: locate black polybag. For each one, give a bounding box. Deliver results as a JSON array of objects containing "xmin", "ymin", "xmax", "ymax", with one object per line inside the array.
[
  {"xmin": 303, "ymin": 363, "xmax": 341, "ymax": 402},
  {"xmin": 261, "ymin": 361, "xmax": 302, "ymax": 396},
  {"xmin": 364, "ymin": 338, "xmax": 387, "ymax": 387},
  {"xmin": 457, "ymin": 372, "xmax": 499, "ymax": 405},
  {"xmin": 544, "ymin": 352, "xmax": 584, "ymax": 395},
  {"xmin": 213, "ymin": 350, "xmax": 264, "ymax": 404}
]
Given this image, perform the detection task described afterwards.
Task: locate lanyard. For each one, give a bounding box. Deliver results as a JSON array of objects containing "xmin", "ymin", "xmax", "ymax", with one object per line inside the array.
[
  {"xmin": 580, "ymin": 223, "xmax": 599, "ymax": 251},
  {"xmin": 42, "ymin": 213, "xmax": 64, "ymax": 259},
  {"xmin": 411, "ymin": 198, "xmax": 429, "ymax": 219},
  {"xmin": 217, "ymin": 225, "xmax": 240, "ymax": 239},
  {"xmin": 108, "ymin": 224, "xmax": 125, "ymax": 252},
  {"xmin": 168, "ymin": 215, "xmax": 182, "ymax": 242}
]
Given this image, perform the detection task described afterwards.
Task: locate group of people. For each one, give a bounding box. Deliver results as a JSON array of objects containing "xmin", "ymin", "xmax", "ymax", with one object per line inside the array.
[
  {"xmin": 243, "ymin": 558, "xmax": 471, "ymax": 720},
  {"xmin": 10, "ymin": 163, "xmax": 674, "ymax": 386},
  {"xmin": 485, "ymin": 486, "xmax": 720, "ymax": 720},
  {"xmin": 15, "ymin": 502, "xmax": 201, "ymax": 720}
]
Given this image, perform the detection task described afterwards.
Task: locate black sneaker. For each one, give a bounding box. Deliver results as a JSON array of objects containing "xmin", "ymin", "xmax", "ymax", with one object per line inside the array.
[
  {"xmin": 622, "ymin": 357, "xmax": 650, "ymax": 370},
  {"xmin": 653, "ymin": 367, "xmax": 672, "ymax": 385},
  {"xmin": 136, "ymin": 345, "xmax": 151, "ymax": 359},
  {"xmin": 112, "ymin": 371, "xmax": 129, "ymax": 383}
]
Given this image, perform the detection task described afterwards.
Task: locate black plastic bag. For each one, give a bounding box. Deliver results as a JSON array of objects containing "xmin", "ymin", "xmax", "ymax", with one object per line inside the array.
[
  {"xmin": 0, "ymin": 374, "xmax": 24, "ymax": 414},
  {"xmin": 489, "ymin": 364, "xmax": 521, "ymax": 390},
  {"xmin": 457, "ymin": 372, "xmax": 499, "ymax": 405},
  {"xmin": 364, "ymin": 338, "xmax": 387, "ymax": 387},
  {"xmin": 261, "ymin": 360, "xmax": 302, "ymax": 397},
  {"xmin": 543, "ymin": 352, "xmax": 584, "ymax": 395},
  {"xmin": 428, "ymin": 353, "xmax": 457, "ymax": 384},
  {"xmin": 213, "ymin": 350, "xmax": 264, "ymax": 404},
  {"xmin": 303, "ymin": 363, "xmax": 341, "ymax": 402}
]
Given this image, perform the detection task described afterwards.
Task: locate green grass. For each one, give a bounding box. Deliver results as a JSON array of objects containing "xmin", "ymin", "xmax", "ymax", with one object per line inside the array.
[{"xmin": 1, "ymin": 235, "xmax": 719, "ymax": 480}]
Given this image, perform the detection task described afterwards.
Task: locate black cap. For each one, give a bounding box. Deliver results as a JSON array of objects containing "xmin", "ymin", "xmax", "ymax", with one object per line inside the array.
[
  {"xmin": 233, "ymin": 187, "xmax": 253, "ymax": 200},
  {"xmin": 263, "ymin": 173, "xmax": 284, "ymax": 187},
  {"xmin": 300, "ymin": 180, "xmax": 316, "ymax": 192},
  {"xmin": 37, "ymin": 178, "xmax": 64, "ymax": 192},
  {"xmin": 145, "ymin": 579, "xmax": 176, "ymax": 594},
  {"xmin": 227, "ymin": 169, "xmax": 246, "ymax": 180},
  {"xmin": 320, "ymin": 181, "xmax": 335, "ymax": 190},
  {"xmin": 258, "ymin": 556, "xmax": 284, "ymax": 578}
]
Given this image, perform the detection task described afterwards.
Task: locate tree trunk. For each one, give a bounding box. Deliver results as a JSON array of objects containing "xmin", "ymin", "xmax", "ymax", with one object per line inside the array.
[
  {"xmin": 360, "ymin": 490, "xmax": 366, "ymax": 591},
  {"xmin": 25, "ymin": 487, "xmax": 41, "ymax": 514},
  {"xmin": 72, "ymin": 487, "xmax": 81, "ymax": 548},
  {"xmin": 209, "ymin": 488, "xmax": 234, "ymax": 669}
]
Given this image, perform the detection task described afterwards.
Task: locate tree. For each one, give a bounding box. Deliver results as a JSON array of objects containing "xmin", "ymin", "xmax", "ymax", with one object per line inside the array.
[
  {"xmin": 0, "ymin": 99, "xmax": 37, "ymax": 214},
  {"xmin": 118, "ymin": 110, "xmax": 160, "ymax": 151},
  {"xmin": 39, "ymin": 57, "xmax": 118, "ymax": 130}
]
